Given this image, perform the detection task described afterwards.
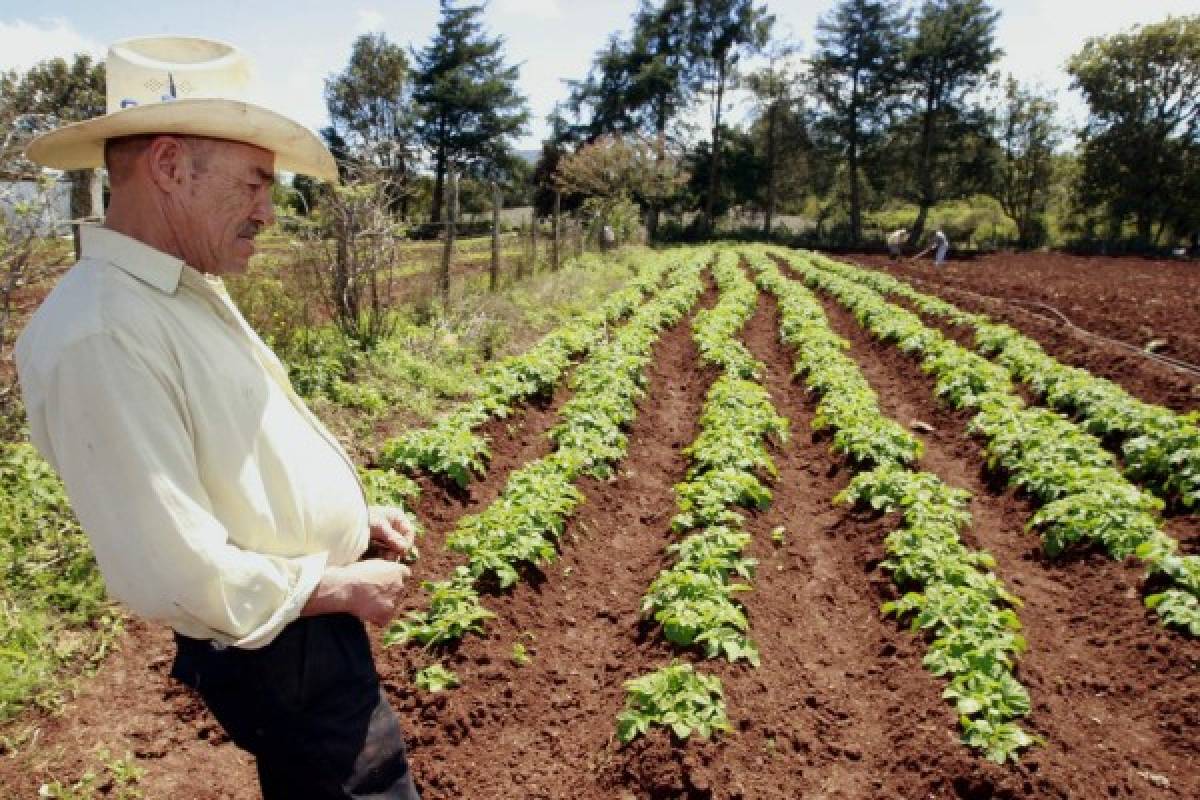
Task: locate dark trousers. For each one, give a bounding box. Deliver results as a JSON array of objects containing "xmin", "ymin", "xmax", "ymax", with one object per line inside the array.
[{"xmin": 171, "ymin": 614, "xmax": 420, "ymax": 799}]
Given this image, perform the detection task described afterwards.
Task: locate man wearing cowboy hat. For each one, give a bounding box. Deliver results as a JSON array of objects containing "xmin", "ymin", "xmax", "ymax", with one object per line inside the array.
[{"xmin": 15, "ymin": 36, "xmax": 421, "ymax": 799}]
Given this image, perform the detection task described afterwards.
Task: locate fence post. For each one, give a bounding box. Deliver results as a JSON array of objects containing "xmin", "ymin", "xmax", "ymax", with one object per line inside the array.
[
  {"xmin": 552, "ymin": 191, "xmax": 561, "ymax": 270},
  {"xmin": 439, "ymin": 167, "xmax": 456, "ymax": 305},
  {"xmin": 490, "ymin": 181, "xmax": 501, "ymax": 291},
  {"xmin": 529, "ymin": 212, "xmax": 538, "ymax": 275}
]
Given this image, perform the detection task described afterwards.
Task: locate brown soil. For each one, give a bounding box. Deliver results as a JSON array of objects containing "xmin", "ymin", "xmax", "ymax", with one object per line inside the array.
[
  {"xmin": 3, "ymin": 272, "xmax": 1199, "ymax": 799},
  {"xmin": 845, "ymin": 252, "xmax": 1200, "ymax": 413}
]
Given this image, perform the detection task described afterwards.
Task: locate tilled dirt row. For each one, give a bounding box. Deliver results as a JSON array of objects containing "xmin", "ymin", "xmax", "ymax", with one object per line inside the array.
[
  {"xmin": 843, "ymin": 254, "xmax": 1200, "ymax": 414},
  {"xmin": 847, "ymin": 251, "xmax": 1200, "ymax": 377},
  {"xmin": 876, "ymin": 287, "xmax": 1200, "ymax": 549}
]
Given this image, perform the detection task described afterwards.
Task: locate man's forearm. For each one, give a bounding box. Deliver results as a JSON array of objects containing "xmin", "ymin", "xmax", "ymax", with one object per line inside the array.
[{"xmin": 301, "ymin": 565, "xmax": 352, "ymax": 617}]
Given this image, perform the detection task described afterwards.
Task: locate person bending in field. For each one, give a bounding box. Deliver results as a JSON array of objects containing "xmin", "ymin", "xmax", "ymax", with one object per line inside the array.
[
  {"xmin": 16, "ymin": 36, "xmax": 421, "ymax": 799},
  {"xmin": 913, "ymin": 228, "xmax": 950, "ymax": 267},
  {"xmin": 886, "ymin": 228, "xmax": 909, "ymax": 260}
]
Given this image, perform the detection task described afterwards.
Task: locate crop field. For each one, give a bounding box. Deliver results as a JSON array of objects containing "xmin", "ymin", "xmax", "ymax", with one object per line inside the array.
[{"xmin": 1, "ymin": 245, "xmax": 1198, "ymax": 799}]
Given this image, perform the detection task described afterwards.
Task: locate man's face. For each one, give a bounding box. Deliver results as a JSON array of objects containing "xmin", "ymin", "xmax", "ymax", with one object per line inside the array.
[{"xmin": 169, "ymin": 138, "xmax": 276, "ymax": 276}]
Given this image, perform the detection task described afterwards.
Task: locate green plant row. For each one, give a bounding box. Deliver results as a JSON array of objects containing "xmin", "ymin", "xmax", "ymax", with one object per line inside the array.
[
  {"xmin": 741, "ymin": 251, "xmax": 922, "ymax": 470},
  {"xmin": 386, "ymin": 252, "xmax": 709, "ymax": 654},
  {"xmin": 377, "ymin": 250, "xmax": 676, "ymax": 487},
  {"xmin": 622, "ymin": 254, "xmax": 787, "ymax": 745},
  {"xmin": 809, "ymin": 254, "xmax": 1200, "ymax": 511},
  {"xmin": 783, "ymin": 249, "xmax": 1199, "ymax": 637},
  {"xmin": 690, "ymin": 247, "xmax": 762, "ymax": 379},
  {"xmin": 746, "ymin": 249, "xmax": 1036, "ymax": 763}
]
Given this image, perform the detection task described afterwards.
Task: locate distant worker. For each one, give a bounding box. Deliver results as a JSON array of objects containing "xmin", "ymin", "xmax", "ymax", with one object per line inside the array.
[
  {"xmin": 914, "ymin": 228, "xmax": 950, "ymax": 267},
  {"xmin": 886, "ymin": 228, "xmax": 908, "ymax": 260}
]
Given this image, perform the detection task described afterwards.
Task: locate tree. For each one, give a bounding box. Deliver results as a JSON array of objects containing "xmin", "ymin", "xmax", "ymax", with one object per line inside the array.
[
  {"xmin": 2, "ymin": 55, "xmax": 105, "ymax": 219},
  {"xmin": 903, "ymin": 0, "xmax": 1002, "ymax": 242},
  {"xmin": 744, "ymin": 39, "xmax": 803, "ymax": 236},
  {"xmin": 325, "ymin": 33, "xmax": 415, "ymax": 214},
  {"xmin": 686, "ymin": 125, "xmax": 764, "ymax": 222},
  {"xmin": 302, "ymin": 168, "xmax": 403, "ymax": 349},
  {"xmin": 566, "ymin": 0, "xmax": 694, "ymax": 238},
  {"xmin": 412, "ymin": 0, "xmax": 530, "ymax": 224},
  {"xmin": 810, "ymin": 0, "xmax": 908, "ymax": 244},
  {"xmin": 994, "ymin": 77, "xmax": 1059, "ymax": 247},
  {"xmin": 687, "ymin": 0, "xmax": 774, "ymax": 231},
  {"xmin": 553, "ymin": 134, "xmax": 687, "ymax": 205},
  {"xmin": 1068, "ymin": 15, "xmax": 1200, "ymax": 247}
]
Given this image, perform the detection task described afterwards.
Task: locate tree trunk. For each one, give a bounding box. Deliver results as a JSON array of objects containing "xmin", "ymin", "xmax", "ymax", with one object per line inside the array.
[
  {"xmin": 430, "ymin": 149, "xmax": 446, "ymax": 225},
  {"xmin": 705, "ymin": 60, "xmax": 728, "ymax": 233},
  {"xmin": 67, "ymin": 169, "xmax": 101, "ymax": 220},
  {"xmin": 848, "ymin": 69, "xmax": 862, "ymax": 245},
  {"xmin": 490, "ymin": 182, "xmax": 501, "ymax": 291},
  {"xmin": 911, "ymin": 204, "xmax": 929, "ymax": 248},
  {"xmin": 648, "ymin": 111, "xmax": 668, "ymax": 242},
  {"xmin": 439, "ymin": 168, "xmax": 456, "ymax": 304},
  {"xmin": 911, "ymin": 86, "xmax": 938, "ymax": 245},
  {"xmin": 552, "ymin": 191, "xmax": 561, "ymax": 270},
  {"xmin": 764, "ymin": 100, "xmax": 778, "ymax": 237},
  {"xmin": 848, "ymin": 134, "xmax": 861, "ymax": 245}
]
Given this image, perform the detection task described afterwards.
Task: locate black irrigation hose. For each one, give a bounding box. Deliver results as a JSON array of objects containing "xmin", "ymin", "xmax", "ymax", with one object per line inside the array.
[{"xmin": 899, "ymin": 276, "xmax": 1200, "ymax": 382}]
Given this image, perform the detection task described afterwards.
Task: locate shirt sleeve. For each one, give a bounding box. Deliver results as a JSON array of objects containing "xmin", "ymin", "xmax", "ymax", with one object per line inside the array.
[{"xmin": 35, "ymin": 331, "xmax": 326, "ymax": 649}]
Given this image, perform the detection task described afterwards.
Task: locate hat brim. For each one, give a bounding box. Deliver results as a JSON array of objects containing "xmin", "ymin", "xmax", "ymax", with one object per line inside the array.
[{"xmin": 25, "ymin": 98, "xmax": 338, "ymax": 182}]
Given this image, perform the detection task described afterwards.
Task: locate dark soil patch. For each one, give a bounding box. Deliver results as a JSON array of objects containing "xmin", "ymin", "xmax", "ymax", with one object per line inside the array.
[{"xmin": 845, "ymin": 251, "xmax": 1200, "ymax": 413}]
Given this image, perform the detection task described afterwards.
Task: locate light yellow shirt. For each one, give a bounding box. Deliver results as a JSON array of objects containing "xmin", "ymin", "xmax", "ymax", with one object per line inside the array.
[{"xmin": 15, "ymin": 225, "xmax": 368, "ymax": 649}]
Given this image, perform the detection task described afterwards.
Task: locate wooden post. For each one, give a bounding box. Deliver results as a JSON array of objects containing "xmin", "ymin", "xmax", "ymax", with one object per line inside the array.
[
  {"xmin": 552, "ymin": 191, "xmax": 561, "ymax": 271},
  {"xmin": 439, "ymin": 167, "xmax": 456, "ymax": 305},
  {"xmin": 529, "ymin": 212, "xmax": 538, "ymax": 275},
  {"xmin": 490, "ymin": 181, "xmax": 501, "ymax": 291}
]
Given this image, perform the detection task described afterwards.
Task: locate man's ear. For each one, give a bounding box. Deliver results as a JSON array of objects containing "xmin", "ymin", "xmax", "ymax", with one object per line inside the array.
[{"xmin": 145, "ymin": 136, "xmax": 188, "ymax": 194}]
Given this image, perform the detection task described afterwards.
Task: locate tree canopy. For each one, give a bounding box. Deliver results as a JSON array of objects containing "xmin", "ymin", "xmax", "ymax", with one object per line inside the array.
[
  {"xmin": 412, "ymin": 0, "xmax": 530, "ymax": 223},
  {"xmin": 1068, "ymin": 14, "xmax": 1200, "ymax": 245}
]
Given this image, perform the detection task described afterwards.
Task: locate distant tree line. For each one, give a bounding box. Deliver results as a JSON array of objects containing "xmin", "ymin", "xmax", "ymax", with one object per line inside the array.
[
  {"xmin": 556, "ymin": 1, "xmax": 1200, "ymax": 252},
  {"xmin": 2, "ymin": 1, "xmax": 1198, "ymax": 252}
]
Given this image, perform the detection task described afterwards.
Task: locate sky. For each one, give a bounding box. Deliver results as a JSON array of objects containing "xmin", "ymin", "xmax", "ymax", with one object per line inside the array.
[{"xmin": 1, "ymin": 0, "xmax": 1197, "ymax": 151}]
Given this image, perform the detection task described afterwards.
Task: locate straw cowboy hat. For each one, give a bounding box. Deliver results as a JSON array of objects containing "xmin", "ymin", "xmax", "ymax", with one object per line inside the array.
[{"xmin": 25, "ymin": 35, "xmax": 337, "ymax": 182}]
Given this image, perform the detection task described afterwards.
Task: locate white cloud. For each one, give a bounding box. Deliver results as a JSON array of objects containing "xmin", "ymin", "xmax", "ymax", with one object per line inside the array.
[
  {"xmin": 496, "ymin": 0, "xmax": 562, "ymax": 22},
  {"xmin": 355, "ymin": 9, "xmax": 386, "ymax": 34},
  {"xmin": 0, "ymin": 17, "xmax": 103, "ymax": 72}
]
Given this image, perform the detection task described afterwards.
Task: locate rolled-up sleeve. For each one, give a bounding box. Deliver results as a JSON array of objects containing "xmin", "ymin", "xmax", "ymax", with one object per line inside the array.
[{"xmin": 35, "ymin": 332, "xmax": 325, "ymax": 649}]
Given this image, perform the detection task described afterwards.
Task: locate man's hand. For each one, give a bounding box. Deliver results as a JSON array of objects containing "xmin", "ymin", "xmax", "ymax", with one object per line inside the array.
[
  {"xmin": 367, "ymin": 505, "xmax": 417, "ymax": 557},
  {"xmin": 302, "ymin": 560, "xmax": 411, "ymax": 625}
]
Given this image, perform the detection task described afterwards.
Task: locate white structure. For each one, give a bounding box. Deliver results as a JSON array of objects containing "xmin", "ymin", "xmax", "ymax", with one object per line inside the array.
[{"xmin": 0, "ymin": 174, "xmax": 74, "ymax": 236}]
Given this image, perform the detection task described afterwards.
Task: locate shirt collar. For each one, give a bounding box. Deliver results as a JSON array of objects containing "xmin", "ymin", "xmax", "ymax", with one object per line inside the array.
[{"xmin": 80, "ymin": 225, "xmax": 193, "ymax": 295}]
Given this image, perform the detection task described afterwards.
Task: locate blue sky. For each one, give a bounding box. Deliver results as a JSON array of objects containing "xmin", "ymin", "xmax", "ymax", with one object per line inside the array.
[{"xmin": 2, "ymin": 0, "xmax": 1197, "ymax": 150}]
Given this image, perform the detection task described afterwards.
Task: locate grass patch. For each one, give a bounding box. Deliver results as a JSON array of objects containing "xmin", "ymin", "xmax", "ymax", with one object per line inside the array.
[{"xmin": 0, "ymin": 442, "xmax": 122, "ymax": 726}]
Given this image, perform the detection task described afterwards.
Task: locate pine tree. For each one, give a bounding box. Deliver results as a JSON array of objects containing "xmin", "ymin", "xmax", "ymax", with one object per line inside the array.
[
  {"xmin": 903, "ymin": 0, "xmax": 1001, "ymax": 242},
  {"xmin": 412, "ymin": 0, "xmax": 530, "ymax": 224},
  {"xmin": 687, "ymin": 0, "xmax": 774, "ymax": 231},
  {"xmin": 810, "ymin": 0, "xmax": 908, "ymax": 245}
]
